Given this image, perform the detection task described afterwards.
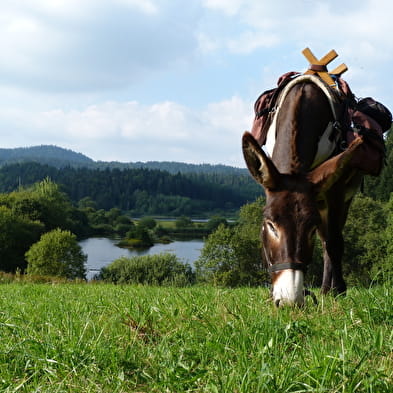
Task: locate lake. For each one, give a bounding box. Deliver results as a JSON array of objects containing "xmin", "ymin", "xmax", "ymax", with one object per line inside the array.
[{"xmin": 79, "ymin": 237, "xmax": 204, "ymax": 280}]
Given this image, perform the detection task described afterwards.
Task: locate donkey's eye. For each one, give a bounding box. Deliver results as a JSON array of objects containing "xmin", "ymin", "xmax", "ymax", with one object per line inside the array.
[{"xmin": 266, "ymin": 221, "xmax": 279, "ymax": 238}]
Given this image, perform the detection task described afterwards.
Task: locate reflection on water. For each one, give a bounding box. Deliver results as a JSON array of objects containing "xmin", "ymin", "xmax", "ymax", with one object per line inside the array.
[{"xmin": 79, "ymin": 237, "xmax": 204, "ymax": 280}]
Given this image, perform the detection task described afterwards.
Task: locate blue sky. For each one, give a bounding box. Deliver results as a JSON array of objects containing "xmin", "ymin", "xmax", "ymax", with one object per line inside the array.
[{"xmin": 1, "ymin": 0, "xmax": 392, "ymax": 167}]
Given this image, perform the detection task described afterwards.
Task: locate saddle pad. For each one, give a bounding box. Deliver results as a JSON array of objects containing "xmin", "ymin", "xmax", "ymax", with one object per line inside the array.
[{"xmin": 264, "ymin": 75, "xmax": 341, "ymax": 169}]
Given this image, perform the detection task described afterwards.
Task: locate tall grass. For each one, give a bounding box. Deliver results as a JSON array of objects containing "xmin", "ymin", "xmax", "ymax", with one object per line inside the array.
[{"xmin": 0, "ymin": 283, "xmax": 392, "ymax": 392}]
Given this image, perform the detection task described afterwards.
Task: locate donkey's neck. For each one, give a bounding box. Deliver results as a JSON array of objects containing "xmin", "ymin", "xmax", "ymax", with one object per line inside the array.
[{"xmin": 270, "ymin": 82, "xmax": 334, "ymax": 175}]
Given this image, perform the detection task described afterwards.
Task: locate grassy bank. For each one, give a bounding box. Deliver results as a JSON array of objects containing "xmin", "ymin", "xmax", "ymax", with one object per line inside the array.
[{"xmin": 0, "ymin": 283, "xmax": 392, "ymax": 392}]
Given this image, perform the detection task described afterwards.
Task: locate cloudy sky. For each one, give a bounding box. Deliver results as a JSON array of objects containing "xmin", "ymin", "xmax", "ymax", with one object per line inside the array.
[{"xmin": 1, "ymin": 0, "xmax": 392, "ymax": 167}]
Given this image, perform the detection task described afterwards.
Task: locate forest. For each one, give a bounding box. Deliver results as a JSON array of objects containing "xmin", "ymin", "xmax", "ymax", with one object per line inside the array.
[{"xmin": 0, "ymin": 162, "xmax": 261, "ymax": 216}]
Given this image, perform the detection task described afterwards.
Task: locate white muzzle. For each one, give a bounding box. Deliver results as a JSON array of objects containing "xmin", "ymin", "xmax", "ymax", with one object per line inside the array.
[{"xmin": 272, "ymin": 269, "xmax": 304, "ymax": 306}]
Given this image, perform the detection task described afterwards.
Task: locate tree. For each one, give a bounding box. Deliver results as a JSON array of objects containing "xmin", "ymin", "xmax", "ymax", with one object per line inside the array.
[
  {"xmin": 363, "ymin": 128, "xmax": 393, "ymax": 201},
  {"xmin": 372, "ymin": 194, "xmax": 393, "ymax": 281},
  {"xmin": 206, "ymin": 216, "xmax": 228, "ymax": 232},
  {"xmin": 342, "ymin": 194, "xmax": 387, "ymax": 286},
  {"xmin": 138, "ymin": 217, "xmax": 157, "ymax": 230},
  {"xmin": 175, "ymin": 216, "xmax": 193, "ymax": 229},
  {"xmin": 26, "ymin": 229, "xmax": 87, "ymax": 279},
  {"xmin": 1, "ymin": 178, "xmax": 86, "ymax": 235},
  {"xmin": 195, "ymin": 197, "xmax": 267, "ymax": 286},
  {"xmin": 28, "ymin": 177, "xmax": 74, "ymax": 231},
  {"xmin": 0, "ymin": 206, "xmax": 44, "ymax": 272}
]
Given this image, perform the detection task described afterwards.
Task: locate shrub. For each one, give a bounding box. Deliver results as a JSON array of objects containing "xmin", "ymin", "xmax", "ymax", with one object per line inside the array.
[
  {"xmin": 137, "ymin": 217, "xmax": 157, "ymax": 230},
  {"xmin": 175, "ymin": 216, "xmax": 193, "ymax": 229},
  {"xmin": 26, "ymin": 229, "xmax": 87, "ymax": 279},
  {"xmin": 206, "ymin": 216, "xmax": 228, "ymax": 231},
  {"xmin": 195, "ymin": 197, "xmax": 266, "ymax": 287},
  {"xmin": 125, "ymin": 226, "xmax": 154, "ymax": 247},
  {"xmin": 99, "ymin": 253, "xmax": 195, "ymax": 286},
  {"xmin": 115, "ymin": 223, "xmax": 133, "ymax": 236}
]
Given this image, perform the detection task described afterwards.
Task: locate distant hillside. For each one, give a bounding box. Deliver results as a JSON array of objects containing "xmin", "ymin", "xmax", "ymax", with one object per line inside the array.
[
  {"xmin": 98, "ymin": 161, "xmax": 249, "ymax": 175},
  {"xmin": 0, "ymin": 145, "xmax": 93, "ymax": 168},
  {"xmin": 0, "ymin": 145, "xmax": 249, "ymax": 175},
  {"xmin": 0, "ymin": 162, "xmax": 262, "ymax": 216},
  {"xmin": 0, "ymin": 145, "xmax": 263, "ymax": 215}
]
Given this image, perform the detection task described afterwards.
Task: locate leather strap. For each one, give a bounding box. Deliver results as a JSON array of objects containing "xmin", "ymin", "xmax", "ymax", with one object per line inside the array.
[{"xmin": 268, "ymin": 262, "xmax": 306, "ymax": 273}]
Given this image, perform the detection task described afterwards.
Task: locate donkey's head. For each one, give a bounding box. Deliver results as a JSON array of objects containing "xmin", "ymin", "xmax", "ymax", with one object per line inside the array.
[{"xmin": 242, "ymin": 131, "xmax": 362, "ymax": 306}]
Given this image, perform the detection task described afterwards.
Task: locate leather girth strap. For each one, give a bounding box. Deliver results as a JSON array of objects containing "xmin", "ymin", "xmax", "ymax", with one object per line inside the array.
[{"xmin": 268, "ymin": 262, "xmax": 307, "ymax": 273}]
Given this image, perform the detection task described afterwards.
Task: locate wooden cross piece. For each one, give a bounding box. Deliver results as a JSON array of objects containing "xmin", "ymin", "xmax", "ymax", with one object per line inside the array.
[{"xmin": 302, "ymin": 47, "xmax": 348, "ymax": 87}]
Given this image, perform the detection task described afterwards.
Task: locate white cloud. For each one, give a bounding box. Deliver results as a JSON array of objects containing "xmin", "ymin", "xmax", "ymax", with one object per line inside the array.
[
  {"xmin": 1, "ymin": 0, "xmax": 393, "ymax": 167},
  {"xmin": 0, "ymin": 0, "xmax": 201, "ymax": 92},
  {"xmin": 200, "ymin": 0, "xmax": 393, "ymax": 63},
  {"xmin": 9, "ymin": 96, "xmax": 253, "ymax": 166}
]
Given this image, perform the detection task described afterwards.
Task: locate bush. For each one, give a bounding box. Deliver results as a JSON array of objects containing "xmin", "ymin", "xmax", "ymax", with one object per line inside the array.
[
  {"xmin": 175, "ymin": 216, "xmax": 193, "ymax": 229},
  {"xmin": 125, "ymin": 226, "xmax": 154, "ymax": 247},
  {"xmin": 195, "ymin": 197, "xmax": 266, "ymax": 287},
  {"xmin": 99, "ymin": 253, "xmax": 195, "ymax": 286},
  {"xmin": 115, "ymin": 223, "xmax": 133, "ymax": 236},
  {"xmin": 206, "ymin": 216, "xmax": 228, "ymax": 231},
  {"xmin": 26, "ymin": 229, "xmax": 87, "ymax": 279},
  {"xmin": 137, "ymin": 217, "xmax": 157, "ymax": 230},
  {"xmin": 0, "ymin": 205, "xmax": 44, "ymax": 272},
  {"xmin": 91, "ymin": 223, "xmax": 114, "ymax": 236}
]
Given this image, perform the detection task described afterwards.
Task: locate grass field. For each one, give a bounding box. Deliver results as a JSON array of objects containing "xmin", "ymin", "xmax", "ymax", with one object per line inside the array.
[{"xmin": 0, "ymin": 283, "xmax": 392, "ymax": 392}]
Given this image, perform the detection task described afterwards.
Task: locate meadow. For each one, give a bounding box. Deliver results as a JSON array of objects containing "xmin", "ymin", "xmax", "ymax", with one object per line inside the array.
[{"xmin": 0, "ymin": 283, "xmax": 392, "ymax": 392}]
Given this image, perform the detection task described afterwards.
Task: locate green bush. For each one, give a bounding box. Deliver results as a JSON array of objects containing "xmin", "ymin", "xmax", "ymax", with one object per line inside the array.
[
  {"xmin": 91, "ymin": 223, "xmax": 114, "ymax": 236},
  {"xmin": 125, "ymin": 226, "xmax": 154, "ymax": 247},
  {"xmin": 195, "ymin": 197, "xmax": 266, "ymax": 287},
  {"xmin": 137, "ymin": 217, "xmax": 157, "ymax": 229},
  {"xmin": 175, "ymin": 216, "xmax": 193, "ymax": 229},
  {"xmin": 99, "ymin": 253, "xmax": 195, "ymax": 286},
  {"xmin": 115, "ymin": 223, "xmax": 133, "ymax": 236},
  {"xmin": 26, "ymin": 229, "xmax": 87, "ymax": 279}
]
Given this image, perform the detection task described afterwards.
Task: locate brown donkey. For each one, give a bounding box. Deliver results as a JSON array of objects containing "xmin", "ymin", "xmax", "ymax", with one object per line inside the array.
[{"xmin": 242, "ymin": 78, "xmax": 365, "ymax": 306}]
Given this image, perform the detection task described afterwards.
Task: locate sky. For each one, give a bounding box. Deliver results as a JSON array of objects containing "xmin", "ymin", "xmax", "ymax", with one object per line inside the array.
[{"xmin": 1, "ymin": 0, "xmax": 393, "ymax": 167}]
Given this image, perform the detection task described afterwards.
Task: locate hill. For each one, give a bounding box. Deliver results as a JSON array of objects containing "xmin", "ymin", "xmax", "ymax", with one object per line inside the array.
[
  {"xmin": 0, "ymin": 145, "xmax": 249, "ymax": 175},
  {"xmin": 0, "ymin": 145, "xmax": 262, "ymax": 216},
  {"xmin": 0, "ymin": 161, "xmax": 262, "ymax": 216},
  {"xmin": 0, "ymin": 145, "xmax": 93, "ymax": 168}
]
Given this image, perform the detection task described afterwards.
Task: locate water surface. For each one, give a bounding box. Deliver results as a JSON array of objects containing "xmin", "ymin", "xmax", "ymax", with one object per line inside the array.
[{"xmin": 80, "ymin": 237, "xmax": 204, "ymax": 280}]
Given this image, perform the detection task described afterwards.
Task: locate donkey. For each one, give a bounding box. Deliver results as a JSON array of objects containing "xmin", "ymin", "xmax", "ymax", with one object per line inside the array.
[{"xmin": 242, "ymin": 77, "xmax": 364, "ymax": 306}]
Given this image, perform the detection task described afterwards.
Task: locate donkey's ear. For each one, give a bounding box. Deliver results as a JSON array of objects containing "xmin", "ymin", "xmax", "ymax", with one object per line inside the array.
[
  {"xmin": 242, "ymin": 131, "xmax": 280, "ymax": 190},
  {"xmin": 308, "ymin": 137, "xmax": 363, "ymax": 193}
]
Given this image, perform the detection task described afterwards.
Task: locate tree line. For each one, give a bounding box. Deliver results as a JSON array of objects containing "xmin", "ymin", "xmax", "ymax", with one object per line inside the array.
[{"xmin": 0, "ymin": 162, "xmax": 261, "ymax": 216}]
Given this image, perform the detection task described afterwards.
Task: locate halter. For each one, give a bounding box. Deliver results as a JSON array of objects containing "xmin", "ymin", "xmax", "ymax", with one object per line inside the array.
[{"xmin": 268, "ymin": 262, "xmax": 307, "ymax": 274}]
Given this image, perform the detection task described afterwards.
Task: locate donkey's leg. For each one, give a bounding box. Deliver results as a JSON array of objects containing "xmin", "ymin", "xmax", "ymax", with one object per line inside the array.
[
  {"xmin": 320, "ymin": 189, "xmax": 350, "ymax": 295},
  {"xmin": 318, "ymin": 227, "xmax": 333, "ymax": 294},
  {"xmin": 320, "ymin": 233, "xmax": 346, "ymax": 294},
  {"xmin": 325, "ymin": 232, "xmax": 346, "ymax": 294},
  {"xmin": 330, "ymin": 198, "xmax": 354, "ymax": 294},
  {"xmin": 320, "ymin": 230, "xmax": 346, "ymax": 294}
]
